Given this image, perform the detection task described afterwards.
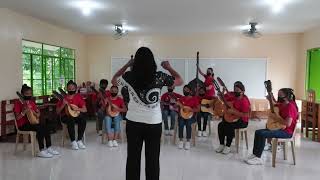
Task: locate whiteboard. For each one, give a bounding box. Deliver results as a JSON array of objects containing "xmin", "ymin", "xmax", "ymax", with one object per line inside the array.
[{"xmin": 111, "ymin": 57, "xmax": 267, "ymax": 98}]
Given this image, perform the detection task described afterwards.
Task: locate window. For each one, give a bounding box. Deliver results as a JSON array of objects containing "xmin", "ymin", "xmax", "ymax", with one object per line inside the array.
[
  {"xmin": 306, "ymin": 48, "xmax": 320, "ymax": 100},
  {"xmin": 22, "ymin": 40, "xmax": 75, "ymax": 96}
]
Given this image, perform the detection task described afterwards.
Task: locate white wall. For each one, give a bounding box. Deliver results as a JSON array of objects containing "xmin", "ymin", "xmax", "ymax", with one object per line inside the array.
[
  {"xmin": 87, "ymin": 33, "xmax": 302, "ymax": 98},
  {"xmin": 0, "ymin": 8, "xmax": 88, "ymax": 100}
]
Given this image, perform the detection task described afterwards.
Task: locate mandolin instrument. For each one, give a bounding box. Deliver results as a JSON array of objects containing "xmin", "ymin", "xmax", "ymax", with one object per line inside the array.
[
  {"xmin": 54, "ymin": 89, "xmax": 80, "ymax": 118},
  {"xmin": 91, "ymin": 87, "xmax": 120, "ymax": 117}
]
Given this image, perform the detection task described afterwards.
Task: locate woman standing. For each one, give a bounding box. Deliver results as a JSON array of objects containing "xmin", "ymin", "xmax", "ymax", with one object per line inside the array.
[{"xmin": 112, "ymin": 47, "xmax": 183, "ymax": 180}]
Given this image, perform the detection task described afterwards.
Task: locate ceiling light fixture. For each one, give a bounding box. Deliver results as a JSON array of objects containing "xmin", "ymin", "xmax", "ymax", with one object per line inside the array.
[
  {"xmin": 263, "ymin": 0, "xmax": 293, "ymax": 14},
  {"xmin": 69, "ymin": 1, "xmax": 104, "ymax": 16}
]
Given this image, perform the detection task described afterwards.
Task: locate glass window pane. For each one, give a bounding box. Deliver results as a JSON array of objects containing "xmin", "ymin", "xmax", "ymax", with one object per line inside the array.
[
  {"xmin": 44, "ymin": 56, "xmax": 53, "ymax": 80},
  {"xmin": 43, "ymin": 44, "xmax": 60, "ymax": 57},
  {"xmin": 46, "ymin": 80, "xmax": 53, "ymax": 95},
  {"xmin": 61, "ymin": 48, "xmax": 75, "ymax": 59},
  {"xmin": 22, "ymin": 40, "xmax": 42, "ymax": 54},
  {"xmin": 32, "ymin": 55, "xmax": 42, "ymax": 79},
  {"xmin": 53, "ymin": 58, "xmax": 61, "ymax": 79},
  {"xmin": 23, "ymin": 79, "xmax": 31, "ymax": 87},
  {"xmin": 32, "ymin": 79, "xmax": 43, "ymax": 96},
  {"xmin": 53, "ymin": 79, "xmax": 63, "ymax": 90},
  {"xmin": 22, "ymin": 54, "xmax": 31, "ymax": 80}
]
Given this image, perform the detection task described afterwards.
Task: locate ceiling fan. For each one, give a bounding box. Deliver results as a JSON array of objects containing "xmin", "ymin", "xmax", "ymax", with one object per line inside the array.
[
  {"xmin": 113, "ymin": 24, "xmax": 128, "ymax": 40},
  {"xmin": 242, "ymin": 22, "xmax": 262, "ymax": 38}
]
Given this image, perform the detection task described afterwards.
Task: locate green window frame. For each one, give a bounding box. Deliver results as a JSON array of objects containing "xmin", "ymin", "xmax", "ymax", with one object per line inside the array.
[
  {"xmin": 306, "ymin": 48, "xmax": 320, "ymax": 100},
  {"xmin": 22, "ymin": 40, "xmax": 76, "ymax": 96}
]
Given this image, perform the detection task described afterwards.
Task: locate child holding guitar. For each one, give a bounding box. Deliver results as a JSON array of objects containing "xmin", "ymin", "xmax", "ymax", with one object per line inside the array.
[
  {"xmin": 245, "ymin": 88, "xmax": 298, "ymax": 165},
  {"xmin": 103, "ymin": 85, "xmax": 127, "ymax": 147},
  {"xmin": 14, "ymin": 84, "xmax": 59, "ymax": 158},
  {"xmin": 215, "ymin": 81, "xmax": 251, "ymax": 154},
  {"xmin": 95, "ymin": 79, "xmax": 111, "ymax": 135},
  {"xmin": 177, "ymin": 85, "xmax": 200, "ymax": 150},
  {"xmin": 196, "ymin": 87, "xmax": 214, "ymax": 137},
  {"xmin": 56, "ymin": 80, "xmax": 87, "ymax": 150},
  {"xmin": 161, "ymin": 86, "xmax": 182, "ymax": 136}
]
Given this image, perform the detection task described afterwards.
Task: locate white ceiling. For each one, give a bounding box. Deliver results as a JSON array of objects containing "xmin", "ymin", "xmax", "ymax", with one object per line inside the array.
[{"xmin": 1, "ymin": 0, "xmax": 320, "ymax": 35}]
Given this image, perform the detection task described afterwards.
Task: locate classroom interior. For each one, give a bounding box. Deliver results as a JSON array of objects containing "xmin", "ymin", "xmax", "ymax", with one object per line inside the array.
[{"xmin": 0, "ymin": 0, "xmax": 320, "ymax": 180}]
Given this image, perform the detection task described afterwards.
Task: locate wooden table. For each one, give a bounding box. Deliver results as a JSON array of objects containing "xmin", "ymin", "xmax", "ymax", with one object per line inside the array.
[{"xmin": 301, "ymin": 100, "xmax": 320, "ymax": 142}]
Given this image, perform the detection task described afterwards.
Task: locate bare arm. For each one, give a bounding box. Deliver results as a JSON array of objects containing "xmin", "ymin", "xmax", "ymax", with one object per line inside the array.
[
  {"xmin": 198, "ymin": 67, "xmax": 206, "ymax": 77},
  {"xmin": 112, "ymin": 59, "xmax": 133, "ymax": 86},
  {"xmin": 161, "ymin": 61, "xmax": 184, "ymax": 86}
]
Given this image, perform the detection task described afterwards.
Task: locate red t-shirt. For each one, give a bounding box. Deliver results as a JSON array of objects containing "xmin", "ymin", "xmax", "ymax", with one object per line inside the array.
[
  {"xmin": 56, "ymin": 93, "xmax": 86, "ymax": 116},
  {"xmin": 13, "ymin": 100, "xmax": 38, "ymax": 128},
  {"xmin": 232, "ymin": 95, "xmax": 251, "ymax": 123},
  {"xmin": 179, "ymin": 96, "xmax": 199, "ymax": 109},
  {"xmin": 277, "ymin": 101, "xmax": 298, "ymax": 135},
  {"xmin": 161, "ymin": 92, "xmax": 183, "ymax": 103},
  {"xmin": 204, "ymin": 75, "xmax": 215, "ymax": 97},
  {"xmin": 224, "ymin": 92, "xmax": 235, "ymax": 102},
  {"xmin": 109, "ymin": 96, "xmax": 125, "ymax": 108}
]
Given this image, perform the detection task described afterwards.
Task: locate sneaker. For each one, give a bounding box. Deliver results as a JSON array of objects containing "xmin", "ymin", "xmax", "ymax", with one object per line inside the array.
[
  {"xmin": 215, "ymin": 145, "xmax": 225, "ymax": 153},
  {"xmin": 113, "ymin": 140, "xmax": 119, "ymax": 147},
  {"xmin": 98, "ymin": 130, "xmax": 103, "ymax": 136},
  {"xmin": 246, "ymin": 157, "xmax": 264, "ymax": 165},
  {"xmin": 108, "ymin": 141, "xmax": 114, "ymax": 147},
  {"xmin": 198, "ymin": 131, "xmax": 202, "ymax": 137},
  {"xmin": 71, "ymin": 141, "xmax": 79, "ymax": 150},
  {"xmin": 77, "ymin": 140, "xmax": 86, "ymax": 149},
  {"xmin": 202, "ymin": 131, "xmax": 208, "ymax": 137},
  {"xmin": 178, "ymin": 141, "xmax": 184, "ymax": 149},
  {"xmin": 46, "ymin": 147, "xmax": 60, "ymax": 155},
  {"xmin": 264, "ymin": 144, "xmax": 272, "ymax": 151},
  {"xmin": 222, "ymin": 146, "xmax": 231, "ymax": 154},
  {"xmin": 185, "ymin": 141, "xmax": 191, "ymax": 150},
  {"xmin": 37, "ymin": 150, "xmax": 53, "ymax": 158},
  {"xmin": 245, "ymin": 154, "xmax": 256, "ymax": 161}
]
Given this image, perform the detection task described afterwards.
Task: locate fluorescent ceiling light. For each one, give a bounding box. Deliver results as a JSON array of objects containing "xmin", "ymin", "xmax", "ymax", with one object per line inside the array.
[{"xmin": 69, "ymin": 1, "xmax": 105, "ymax": 16}]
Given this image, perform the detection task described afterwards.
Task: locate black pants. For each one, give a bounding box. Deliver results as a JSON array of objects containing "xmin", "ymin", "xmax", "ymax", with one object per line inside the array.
[
  {"xmin": 126, "ymin": 120, "xmax": 162, "ymax": 180},
  {"xmin": 19, "ymin": 123, "xmax": 52, "ymax": 150},
  {"xmin": 218, "ymin": 119, "xmax": 248, "ymax": 147},
  {"xmin": 61, "ymin": 115, "xmax": 86, "ymax": 142},
  {"xmin": 197, "ymin": 112, "xmax": 210, "ymax": 131}
]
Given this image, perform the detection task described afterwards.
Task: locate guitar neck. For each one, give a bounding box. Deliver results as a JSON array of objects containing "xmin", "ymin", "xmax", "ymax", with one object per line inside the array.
[{"xmin": 267, "ymin": 92, "xmax": 275, "ymax": 113}]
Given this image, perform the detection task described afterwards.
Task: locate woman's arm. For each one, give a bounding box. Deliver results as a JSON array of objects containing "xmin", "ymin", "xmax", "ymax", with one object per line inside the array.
[
  {"xmin": 112, "ymin": 59, "xmax": 133, "ymax": 86},
  {"xmin": 197, "ymin": 67, "xmax": 206, "ymax": 77},
  {"xmin": 161, "ymin": 61, "xmax": 183, "ymax": 86}
]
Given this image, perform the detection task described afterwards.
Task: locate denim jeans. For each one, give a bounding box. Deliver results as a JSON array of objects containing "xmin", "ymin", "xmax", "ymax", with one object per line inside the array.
[
  {"xmin": 162, "ymin": 109, "xmax": 177, "ymax": 130},
  {"xmin": 178, "ymin": 116, "xmax": 195, "ymax": 140},
  {"xmin": 253, "ymin": 129, "xmax": 292, "ymax": 158},
  {"xmin": 104, "ymin": 115, "xmax": 122, "ymax": 133}
]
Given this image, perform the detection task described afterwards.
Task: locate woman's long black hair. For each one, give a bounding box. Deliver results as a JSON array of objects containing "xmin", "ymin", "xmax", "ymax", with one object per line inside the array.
[
  {"xmin": 279, "ymin": 88, "xmax": 298, "ymax": 111},
  {"xmin": 131, "ymin": 47, "xmax": 157, "ymax": 90}
]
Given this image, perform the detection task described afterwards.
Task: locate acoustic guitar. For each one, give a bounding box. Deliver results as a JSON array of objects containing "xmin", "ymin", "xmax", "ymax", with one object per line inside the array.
[
  {"xmin": 177, "ymin": 101, "xmax": 194, "ymax": 119},
  {"xmin": 53, "ymin": 90, "xmax": 80, "ymax": 118},
  {"xmin": 91, "ymin": 87, "xmax": 120, "ymax": 117},
  {"xmin": 213, "ymin": 79, "xmax": 239, "ymax": 123},
  {"xmin": 264, "ymin": 80, "xmax": 286, "ymax": 130},
  {"xmin": 16, "ymin": 92, "xmax": 39, "ymax": 125},
  {"xmin": 200, "ymin": 99, "xmax": 215, "ymax": 114}
]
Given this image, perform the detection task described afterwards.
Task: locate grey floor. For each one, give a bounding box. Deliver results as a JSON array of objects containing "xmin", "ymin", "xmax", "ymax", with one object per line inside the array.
[{"xmin": 0, "ymin": 120, "xmax": 319, "ymax": 180}]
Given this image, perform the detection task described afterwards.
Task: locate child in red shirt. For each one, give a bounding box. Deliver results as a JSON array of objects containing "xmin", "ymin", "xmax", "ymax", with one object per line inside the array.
[
  {"xmin": 161, "ymin": 86, "xmax": 183, "ymax": 135},
  {"xmin": 196, "ymin": 87, "xmax": 214, "ymax": 137},
  {"xmin": 103, "ymin": 85, "xmax": 127, "ymax": 147},
  {"xmin": 56, "ymin": 80, "xmax": 87, "ymax": 150},
  {"xmin": 246, "ymin": 88, "xmax": 298, "ymax": 165},
  {"xmin": 198, "ymin": 67, "xmax": 215, "ymax": 97},
  {"xmin": 95, "ymin": 79, "xmax": 111, "ymax": 135},
  {"xmin": 177, "ymin": 85, "xmax": 200, "ymax": 150},
  {"xmin": 14, "ymin": 84, "xmax": 59, "ymax": 158},
  {"xmin": 216, "ymin": 81, "xmax": 251, "ymax": 155}
]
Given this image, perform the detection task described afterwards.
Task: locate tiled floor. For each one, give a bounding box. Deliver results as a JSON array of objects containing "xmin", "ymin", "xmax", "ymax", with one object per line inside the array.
[{"xmin": 0, "ymin": 120, "xmax": 319, "ymax": 180}]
